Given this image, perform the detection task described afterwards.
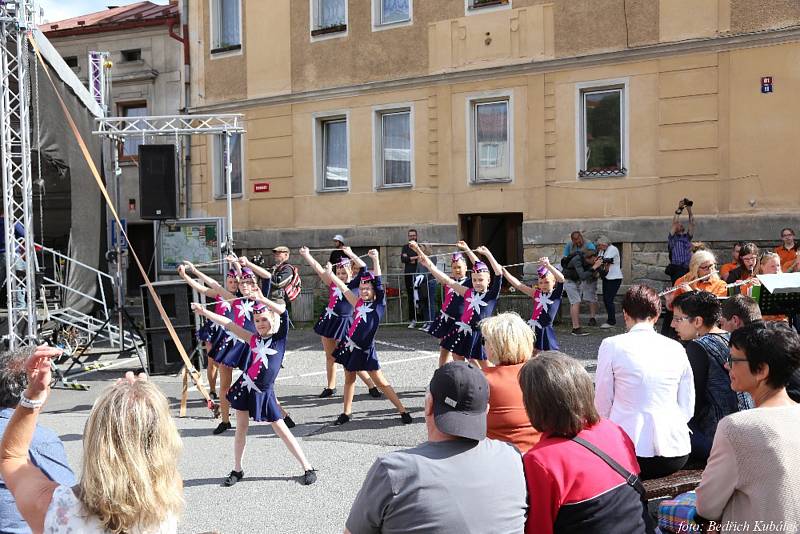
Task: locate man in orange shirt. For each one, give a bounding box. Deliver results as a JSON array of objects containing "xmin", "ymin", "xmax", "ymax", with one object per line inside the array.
[
  {"xmin": 775, "ymin": 228, "xmax": 797, "ymax": 271},
  {"xmin": 719, "ymin": 242, "xmax": 742, "ymax": 281}
]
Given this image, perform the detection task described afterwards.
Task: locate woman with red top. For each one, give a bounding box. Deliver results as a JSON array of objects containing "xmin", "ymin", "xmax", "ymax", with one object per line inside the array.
[
  {"xmin": 480, "ymin": 312, "xmax": 541, "ymax": 454},
  {"xmin": 519, "ymin": 352, "xmax": 656, "ymax": 534}
]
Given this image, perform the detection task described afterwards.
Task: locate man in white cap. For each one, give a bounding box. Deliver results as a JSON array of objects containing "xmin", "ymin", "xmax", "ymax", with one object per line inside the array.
[
  {"xmin": 345, "ymin": 361, "xmax": 527, "ymax": 534},
  {"xmin": 329, "ymin": 235, "xmax": 347, "ymax": 265}
]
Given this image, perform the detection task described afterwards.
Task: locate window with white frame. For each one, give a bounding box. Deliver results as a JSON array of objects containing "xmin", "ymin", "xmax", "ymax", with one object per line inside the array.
[
  {"xmin": 211, "ymin": 0, "xmax": 241, "ymax": 52},
  {"xmin": 470, "ymin": 98, "xmax": 511, "ymax": 183},
  {"xmin": 119, "ymin": 102, "xmax": 148, "ymax": 159},
  {"xmin": 466, "ymin": 0, "xmax": 510, "ymax": 13},
  {"xmin": 316, "ymin": 117, "xmax": 349, "ymax": 191},
  {"xmin": 374, "ymin": 0, "xmax": 411, "ymax": 27},
  {"xmin": 376, "ymin": 109, "xmax": 412, "ymax": 187},
  {"xmin": 311, "ymin": 0, "xmax": 347, "ymax": 37},
  {"xmin": 214, "ymin": 134, "xmax": 243, "ymax": 198},
  {"xmin": 579, "ymin": 86, "xmax": 626, "ymax": 177}
]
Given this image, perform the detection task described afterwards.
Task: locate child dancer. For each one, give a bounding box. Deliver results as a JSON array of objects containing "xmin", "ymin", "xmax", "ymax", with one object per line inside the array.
[
  {"xmin": 412, "ymin": 242, "xmax": 502, "ymax": 369},
  {"xmin": 501, "ymin": 257, "xmax": 565, "ymax": 351},
  {"xmin": 191, "ymin": 292, "xmax": 317, "ymax": 487},
  {"xmin": 327, "ymin": 249, "xmax": 412, "ymax": 426},
  {"xmin": 423, "ymin": 241, "xmax": 479, "ymax": 367},
  {"xmin": 299, "ymin": 246, "xmax": 381, "ymax": 398}
]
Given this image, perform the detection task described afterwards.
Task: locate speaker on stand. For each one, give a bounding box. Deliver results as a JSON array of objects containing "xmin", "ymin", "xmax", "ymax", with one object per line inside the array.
[{"xmin": 139, "ymin": 144, "xmax": 178, "ymax": 220}]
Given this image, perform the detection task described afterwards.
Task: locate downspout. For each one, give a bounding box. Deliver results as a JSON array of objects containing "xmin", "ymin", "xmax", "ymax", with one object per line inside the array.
[{"xmin": 168, "ymin": 8, "xmax": 192, "ymax": 218}]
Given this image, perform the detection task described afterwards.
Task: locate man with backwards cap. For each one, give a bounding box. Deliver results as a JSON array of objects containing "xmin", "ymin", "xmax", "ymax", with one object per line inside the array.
[
  {"xmin": 330, "ymin": 235, "xmax": 347, "ymax": 266},
  {"xmin": 345, "ymin": 361, "xmax": 527, "ymax": 534},
  {"xmin": 270, "ymin": 245, "xmax": 295, "ymax": 314}
]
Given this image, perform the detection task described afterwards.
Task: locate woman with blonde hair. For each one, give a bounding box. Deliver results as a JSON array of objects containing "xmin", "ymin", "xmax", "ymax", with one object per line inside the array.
[
  {"xmin": 665, "ymin": 250, "xmax": 727, "ymax": 309},
  {"xmin": 0, "ymin": 346, "xmax": 182, "ymax": 533},
  {"xmin": 481, "ymin": 312, "xmax": 541, "ymax": 453}
]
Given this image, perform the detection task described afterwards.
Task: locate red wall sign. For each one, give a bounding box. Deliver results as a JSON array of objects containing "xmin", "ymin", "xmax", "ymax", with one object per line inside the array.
[{"xmin": 253, "ymin": 182, "xmax": 270, "ymax": 193}]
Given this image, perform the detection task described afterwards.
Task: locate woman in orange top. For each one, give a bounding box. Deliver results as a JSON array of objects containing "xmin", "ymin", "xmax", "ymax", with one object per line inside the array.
[
  {"xmin": 481, "ymin": 312, "xmax": 541, "ymax": 453},
  {"xmin": 719, "ymin": 242, "xmax": 742, "ymax": 281},
  {"xmin": 775, "ymin": 227, "xmax": 797, "ymax": 270},
  {"xmin": 666, "ymin": 250, "xmax": 728, "ymax": 310},
  {"xmin": 743, "ymin": 252, "xmax": 789, "ymax": 323}
]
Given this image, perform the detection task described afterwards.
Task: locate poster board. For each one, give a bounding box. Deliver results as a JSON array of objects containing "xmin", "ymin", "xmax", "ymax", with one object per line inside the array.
[{"xmin": 157, "ymin": 218, "xmax": 224, "ymax": 275}]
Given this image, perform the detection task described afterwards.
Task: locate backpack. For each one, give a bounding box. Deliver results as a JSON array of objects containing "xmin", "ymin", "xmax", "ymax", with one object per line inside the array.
[
  {"xmin": 561, "ymin": 251, "xmax": 582, "ymax": 282},
  {"xmin": 283, "ymin": 263, "xmax": 302, "ymax": 302},
  {"xmin": 560, "ymin": 250, "xmax": 582, "ymax": 270}
]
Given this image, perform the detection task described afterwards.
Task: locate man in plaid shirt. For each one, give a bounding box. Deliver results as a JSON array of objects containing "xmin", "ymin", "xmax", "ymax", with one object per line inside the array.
[{"xmin": 667, "ymin": 199, "xmax": 695, "ymax": 284}]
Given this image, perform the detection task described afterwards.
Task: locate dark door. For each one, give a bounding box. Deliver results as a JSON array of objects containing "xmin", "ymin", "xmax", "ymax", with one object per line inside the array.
[{"xmin": 458, "ymin": 212, "xmax": 523, "ymax": 280}]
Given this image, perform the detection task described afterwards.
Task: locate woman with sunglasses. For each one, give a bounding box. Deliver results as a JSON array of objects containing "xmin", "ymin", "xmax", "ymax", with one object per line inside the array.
[
  {"xmin": 694, "ymin": 321, "xmax": 800, "ymax": 526},
  {"xmin": 670, "ymin": 291, "xmax": 754, "ymax": 464}
]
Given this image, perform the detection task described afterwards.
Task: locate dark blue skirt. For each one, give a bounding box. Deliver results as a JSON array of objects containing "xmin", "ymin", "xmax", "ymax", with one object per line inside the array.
[
  {"xmin": 426, "ymin": 312, "xmax": 456, "ymax": 339},
  {"xmin": 333, "ymin": 344, "xmax": 380, "ymax": 372},
  {"xmin": 213, "ymin": 338, "xmax": 249, "ymax": 370},
  {"xmin": 227, "ymin": 382, "xmax": 282, "ymax": 423},
  {"xmin": 196, "ymin": 321, "xmax": 213, "ymax": 342},
  {"xmin": 313, "ymin": 314, "xmax": 352, "ymax": 341},
  {"xmin": 534, "ymin": 325, "xmax": 559, "ymax": 351},
  {"xmin": 440, "ymin": 327, "xmax": 486, "ymax": 360}
]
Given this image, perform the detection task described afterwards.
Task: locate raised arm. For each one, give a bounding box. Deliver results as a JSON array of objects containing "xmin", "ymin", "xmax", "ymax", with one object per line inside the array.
[
  {"xmin": 184, "ymin": 261, "xmax": 235, "ymax": 300},
  {"xmin": 342, "ymin": 246, "xmax": 367, "ymax": 269},
  {"xmin": 367, "ymin": 249, "xmax": 381, "ymax": 277},
  {"xmin": 177, "ymin": 265, "xmax": 211, "ymax": 296},
  {"xmin": 456, "ymin": 240, "xmax": 480, "ymax": 265},
  {"xmin": 250, "ymin": 285, "xmax": 287, "ymax": 315},
  {"xmin": 501, "ymin": 267, "xmax": 535, "ymax": 297},
  {"xmin": 410, "ymin": 241, "xmax": 466, "ymax": 296},
  {"xmin": 540, "ymin": 257, "xmax": 565, "ymax": 284},
  {"xmin": 325, "ymin": 263, "xmax": 358, "ymax": 306},
  {"xmin": 475, "ymin": 246, "xmax": 503, "ymax": 276},
  {"xmin": 686, "ymin": 204, "xmax": 695, "ymax": 236},
  {"xmin": 191, "ymin": 303, "xmax": 252, "ymax": 341},
  {"xmin": 240, "ymin": 256, "xmax": 272, "ymax": 281},
  {"xmin": 299, "ymin": 246, "xmax": 333, "ymax": 284}
]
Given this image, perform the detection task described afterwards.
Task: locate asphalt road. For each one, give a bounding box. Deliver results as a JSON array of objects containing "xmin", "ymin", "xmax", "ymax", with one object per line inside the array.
[{"xmin": 40, "ymin": 323, "xmax": 616, "ymax": 534}]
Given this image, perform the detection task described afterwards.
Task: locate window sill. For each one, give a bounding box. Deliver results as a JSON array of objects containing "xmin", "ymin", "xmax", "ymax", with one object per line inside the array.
[
  {"xmin": 578, "ymin": 168, "xmax": 628, "ymax": 178},
  {"xmin": 470, "ymin": 177, "xmax": 512, "ymax": 185},
  {"xmin": 317, "ymin": 187, "xmax": 350, "ymax": 194},
  {"xmin": 213, "ymin": 194, "xmax": 244, "ymax": 200},
  {"xmin": 376, "ymin": 183, "xmax": 413, "ymax": 191},
  {"xmin": 468, "ymin": 0, "xmax": 510, "ymax": 11},
  {"xmin": 210, "ymin": 44, "xmax": 242, "ymax": 55},
  {"xmin": 373, "ymin": 19, "xmax": 412, "ymax": 32},
  {"xmin": 311, "ymin": 24, "xmax": 347, "ymax": 37}
]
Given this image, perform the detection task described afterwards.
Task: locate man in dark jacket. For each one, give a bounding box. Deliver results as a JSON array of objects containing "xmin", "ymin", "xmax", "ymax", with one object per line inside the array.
[
  {"xmin": 400, "ymin": 229, "xmax": 419, "ymax": 328},
  {"xmin": 563, "ymin": 249, "xmax": 601, "ymax": 336}
]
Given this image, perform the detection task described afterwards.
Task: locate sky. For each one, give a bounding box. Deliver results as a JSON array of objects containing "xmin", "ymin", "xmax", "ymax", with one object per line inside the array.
[{"xmin": 38, "ymin": 0, "xmax": 169, "ymax": 24}]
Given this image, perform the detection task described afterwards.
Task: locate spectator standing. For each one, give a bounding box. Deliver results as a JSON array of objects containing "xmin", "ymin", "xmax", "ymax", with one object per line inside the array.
[
  {"xmin": 345, "ymin": 361, "xmax": 527, "ymax": 534},
  {"xmin": 595, "ymin": 285, "xmax": 694, "ymax": 479},
  {"xmin": 563, "ymin": 246, "xmax": 601, "ymax": 336},
  {"xmin": 671, "ymin": 291, "xmax": 753, "ymax": 463},
  {"xmin": 400, "ymin": 229, "xmax": 419, "ymax": 328},
  {"xmin": 0, "ymin": 347, "xmax": 183, "ymax": 534},
  {"xmin": 666, "ymin": 199, "xmax": 695, "ymax": 284},
  {"xmin": 694, "ymin": 322, "xmax": 800, "ymax": 526},
  {"xmin": 328, "ymin": 235, "xmax": 347, "ymax": 266},
  {"xmin": 520, "ymin": 352, "xmax": 656, "ymax": 534},
  {"xmin": 0, "ymin": 348, "xmax": 74, "ymax": 534},
  {"xmin": 775, "ymin": 227, "xmax": 797, "ymax": 272},
  {"xmin": 270, "ymin": 245, "xmax": 295, "ymax": 315},
  {"xmin": 481, "ymin": 312, "xmax": 541, "ymax": 453},
  {"xmin": 596, "ymin": 235, "xmax": 623, "ymax": 328},
  {"xmin": 415, "ymin": 244, "xmax": 438, "ymax": 328},
  {"xmin": 718, "ymin": 242, "xmax": 742, "ymax": 282}
]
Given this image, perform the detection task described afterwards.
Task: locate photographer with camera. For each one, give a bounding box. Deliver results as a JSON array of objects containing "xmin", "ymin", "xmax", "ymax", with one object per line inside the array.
[
  {"xmin": 596, "ymin": 236, "xmax": 623, "ymax": 329},
  {"xmin": 666, "ymin": 199, "xmax": 695, "ymax": 284},
  {"xmin": 563, "ymin": 244, "xmax": 602, "ymax": 336}
]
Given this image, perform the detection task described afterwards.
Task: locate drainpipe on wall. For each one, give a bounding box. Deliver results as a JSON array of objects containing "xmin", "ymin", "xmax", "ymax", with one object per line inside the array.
[{"xmin": 169, "ymin": 3, "xmax": 193, "ymax": 218}]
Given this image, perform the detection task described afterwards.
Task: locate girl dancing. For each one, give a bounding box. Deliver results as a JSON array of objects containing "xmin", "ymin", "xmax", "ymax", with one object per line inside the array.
[
  {"xmin": 327, "ymin": 249, "xmax": 412, "ymax": 426},
  {"xmin": 191, "ymin": 291, "xmax": 317, "ymax": 487},
  {"xmin": 412, "ymin": 242, "xmax": 502, "ymax": 369},
  {"xmin": 501, "ymin": 257, "xmax": 565, "ymax": 351},
  {"xmin": 299, "ymin": 246, "xmax": 381, "ymax": 398}
]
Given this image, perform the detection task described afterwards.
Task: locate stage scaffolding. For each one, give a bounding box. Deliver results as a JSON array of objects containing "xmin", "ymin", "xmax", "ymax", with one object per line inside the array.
[{"xmin": 1, "ymin": 0, "xmax": 38, "ymax": 348}]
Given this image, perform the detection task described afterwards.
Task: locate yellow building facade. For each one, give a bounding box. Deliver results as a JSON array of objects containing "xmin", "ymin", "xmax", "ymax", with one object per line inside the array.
[{"xmin": 188, "ymin": 0, "xmax": 800, "ymax": 281}]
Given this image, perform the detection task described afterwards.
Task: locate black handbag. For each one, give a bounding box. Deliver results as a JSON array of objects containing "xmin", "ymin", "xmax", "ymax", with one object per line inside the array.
[{"xmin": 571, "ymin": 436, "xmax": 659, "ymax": 534}]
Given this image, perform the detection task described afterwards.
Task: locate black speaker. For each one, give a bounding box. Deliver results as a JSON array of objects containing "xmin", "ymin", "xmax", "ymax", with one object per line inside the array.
[
  {"xmin": 139, "ymin": 144, "xmax": 177, "ymax": 220},
  {"xmin": 141, "ymin": 280, "xmax": 194, "ymax": 375}
]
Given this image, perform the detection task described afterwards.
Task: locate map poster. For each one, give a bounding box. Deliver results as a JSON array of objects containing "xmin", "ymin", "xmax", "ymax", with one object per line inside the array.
[{"xmin": 157, "ymin": 218, "xmax": 224, "ymax": 275}]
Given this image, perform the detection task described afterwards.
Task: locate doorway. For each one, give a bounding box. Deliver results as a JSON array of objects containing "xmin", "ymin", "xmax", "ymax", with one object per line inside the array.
[{"xmin": 459, "ymin": 212, "xmax": 523, "ymax": 280}]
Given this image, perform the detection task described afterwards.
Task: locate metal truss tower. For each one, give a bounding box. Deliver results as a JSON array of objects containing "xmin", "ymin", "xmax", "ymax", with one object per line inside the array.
[{"xmin": 0, "ymin": 1, "xmax": 38, "ymax": 348}]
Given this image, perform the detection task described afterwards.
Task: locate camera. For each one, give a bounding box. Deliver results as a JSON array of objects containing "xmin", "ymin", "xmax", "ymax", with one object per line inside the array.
[
  {"xmin": 602, "ymin": 257, "xmax": 614, "ymax": 264},
  {"xmin": 675, "ymin": 198, "xmax": 694, "ymax": 215}
]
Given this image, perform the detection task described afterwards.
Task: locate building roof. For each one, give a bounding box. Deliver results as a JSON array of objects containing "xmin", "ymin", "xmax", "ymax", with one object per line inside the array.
[{"xmin": 41, "ymin": 1, "xmax": 179, "ymax": 37}]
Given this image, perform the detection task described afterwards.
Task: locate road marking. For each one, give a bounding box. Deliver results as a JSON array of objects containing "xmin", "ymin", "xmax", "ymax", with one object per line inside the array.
[
  {"xmin": 276, "ymin": 351, "xmax": 439, "ymax": 382},
  {"xmin": 375, "ymin": 340, "xmax": 422, "ymax": 352}
]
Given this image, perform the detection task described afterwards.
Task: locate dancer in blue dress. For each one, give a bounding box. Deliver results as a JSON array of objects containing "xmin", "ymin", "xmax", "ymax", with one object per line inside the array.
[
  {"xmin": 299, "ymin": 246, "xmax": 380, "ymax": 398},
  {"xmin": 501, "ymin": 257, "xmax": 565, "ymax": 351},
  {"xmin": 423, "ymin": 241, "xmax": 480, "ymax": 367},
  {"xmin": 327, "ymin": 249, "xmax": 413, "ymax": 426},
  {"xmin": 413, "ymin": 242, "xmax": 503, "ymax": 369},
  {"xmin": 191, "ymin": 294, "xmax": 317, "ymax": 487}
]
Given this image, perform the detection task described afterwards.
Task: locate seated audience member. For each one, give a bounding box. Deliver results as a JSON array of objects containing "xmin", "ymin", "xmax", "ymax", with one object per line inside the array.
[
  {"xmin": 671, "ymin": 292, "xmax": 753, "ymax": 463},
  {"xmin": 718, "ymin": 242, "xmax": 742, "ymax": 282},
  {"xmin": 345, "ymin": 361, "xmax": 526, "ymax": 534},
  {"xmin": 775, "ymin": 227, "xmax": 797, "ymax": 272},
  {"xmin": 0, "ymin": 348, "xmax": 74, "ymax": 534},
  {"xmin": 0, "ymin": 346, "xmax": 183, "ymax": 534},
  {"xmin": 719, "ymin": 294, "xmax": 761, "ymax": 333},
  {"xmin": 520, "ymin": 352, "xmax": 656, "ymax": 534},
  {"xmin": 481, "ymin": 312, "xmax": 541, "ymax": 453},
  {"xmin": 695, "ymin": 322, "xmax": 800, "ymax": 525},
  {"xmin": 725, "ymin": 242, "xmax": 759, "ymax": 284},
  {"xmin": 595, "ymin": 285, "xmax": 693, "ymax": 479}
]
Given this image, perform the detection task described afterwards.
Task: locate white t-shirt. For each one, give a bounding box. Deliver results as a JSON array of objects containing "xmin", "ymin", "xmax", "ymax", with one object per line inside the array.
[
  {"xmin": 599, "ymin": 244, "xmax": 623, "ymax": 280},
  {"xmin": 44, "ymin": 485, "xmax": 177, "ymax": 534}
]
